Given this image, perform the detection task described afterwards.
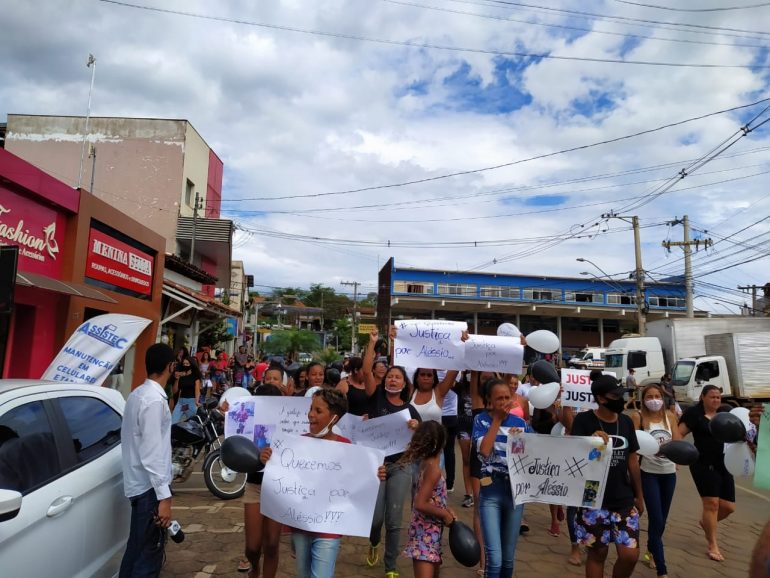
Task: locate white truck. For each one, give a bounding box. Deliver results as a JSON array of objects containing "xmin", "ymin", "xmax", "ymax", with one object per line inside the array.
[
  {"xmin": 646, "ymin": 317, "xmax": 770, "ymax": 371},
  {"xmin": 671, "ymin": 331, "xmax": 770, "ymax": 405},
  {"xmin": 603, "ymin": 336, "xmax": 666, "ymax": 387},
  {"xmin": 568, "ymin": 347, "xmax": 606, "ymax": 370}
]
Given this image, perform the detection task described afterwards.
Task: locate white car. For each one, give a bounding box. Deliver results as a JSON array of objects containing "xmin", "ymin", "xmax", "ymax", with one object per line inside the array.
[{"xmin": 0, "ymin": 380, "xmax": 129, "ymax": 578}]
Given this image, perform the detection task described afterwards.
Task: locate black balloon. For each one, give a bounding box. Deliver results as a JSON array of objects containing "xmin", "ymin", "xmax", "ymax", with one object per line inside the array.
[
  {"xmin": 220, "ymin": 435, "xmax": 261, "ymax": 473},
  {"xmin": 709, "ymin": 412, "xmax": 747, "ymax": 444},
  {"xmin": 531, "ymin": 359, "xmax": 559, "ymax": 385},
  {"xmin": 659, "ymin": 440, "xmax": 699, "ymax": 466},
  {"xmin": 449, "ymin": 521, "xmax": 481, "ymax": 567}
]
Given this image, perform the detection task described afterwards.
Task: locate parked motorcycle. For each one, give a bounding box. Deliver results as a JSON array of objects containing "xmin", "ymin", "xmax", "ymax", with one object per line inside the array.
[{"xmin": 171, "ymin": 398, "xmax": 247, "ymax": 499}]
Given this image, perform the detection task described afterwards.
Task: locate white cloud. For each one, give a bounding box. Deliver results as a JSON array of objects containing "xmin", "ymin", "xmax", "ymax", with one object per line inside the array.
[{"xmin": 1, "ymin": 0, "xmax": 769, "ymax": 311}]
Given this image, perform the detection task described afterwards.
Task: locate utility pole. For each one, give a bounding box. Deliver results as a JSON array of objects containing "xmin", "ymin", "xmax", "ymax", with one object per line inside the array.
[
  {"xmin": 662, "ymin": 215, "xmax": 713, "ymax": 318},
  {"xmin": 88, "ymin": 144, "xmax": 97, "ymax": 193},
  {"xmin": 738, "ymin": 284, "xmax": 767, "ymax": 316},
  {"xmin": 189, "ymin": 192, "xmax": 200, "ymax": 264},
  {"xmin": 603, "ymin": 212, "xmax": 646, "ymax": 335},
  {"xmin": 341, "ymin": 281, "xmax": 360, "ymax": 353},
  {"xmin": 77, "ymin": 54, "xmax": 97, "ymax": 189}
]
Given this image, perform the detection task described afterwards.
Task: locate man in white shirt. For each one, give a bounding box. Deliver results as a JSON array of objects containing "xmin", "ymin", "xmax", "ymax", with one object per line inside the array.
[{"xmin": 119, "ymin": 343, "xmax": 176, "ymax": 577}]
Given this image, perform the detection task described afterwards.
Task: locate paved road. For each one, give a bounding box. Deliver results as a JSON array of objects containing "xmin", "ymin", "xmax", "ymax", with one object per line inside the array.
[{"xmin": 163, "ymin": 450, "xmax": 768, "ymax": 577}]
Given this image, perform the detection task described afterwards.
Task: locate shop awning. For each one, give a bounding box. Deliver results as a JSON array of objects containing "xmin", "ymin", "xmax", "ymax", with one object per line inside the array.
[
  {"xmin": 16, "ymin": 272, "xmax": 117, "ymax": 303},
  {"xmin": 161, "ymin": 280, "xmax": 242, "ymax": 327}
]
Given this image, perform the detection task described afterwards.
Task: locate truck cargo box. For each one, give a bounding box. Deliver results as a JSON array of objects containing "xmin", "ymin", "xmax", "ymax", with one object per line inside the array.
[{"xmin": 704, "ymin": 332, "xmax": 770, "ymax": 399}]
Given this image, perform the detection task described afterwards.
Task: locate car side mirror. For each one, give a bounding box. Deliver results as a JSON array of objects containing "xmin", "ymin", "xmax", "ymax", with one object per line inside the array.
[{"xmin": 0, "ymin": 489, "xmax": 22, "ymax": 522}]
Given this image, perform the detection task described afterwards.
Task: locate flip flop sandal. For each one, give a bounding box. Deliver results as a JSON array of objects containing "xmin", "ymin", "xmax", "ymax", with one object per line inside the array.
[{"xmin": 237, "ymin": 559, "xmax": 252, "ymax": 572}]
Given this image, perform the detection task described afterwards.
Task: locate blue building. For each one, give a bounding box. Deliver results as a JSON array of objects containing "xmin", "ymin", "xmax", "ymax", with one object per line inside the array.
[{"xmin": 376, "ymin": 259, "xmax": 689, "ymax": 355}]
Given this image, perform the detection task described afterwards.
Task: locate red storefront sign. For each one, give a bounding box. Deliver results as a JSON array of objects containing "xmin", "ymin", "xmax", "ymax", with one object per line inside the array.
[
  {"xmin": 86, "ymin": 228, "xmax": 154, "ymax": 296},
  {"xmin": 0, "ymin": 185, "xmax": 66, "ymax": 278}
]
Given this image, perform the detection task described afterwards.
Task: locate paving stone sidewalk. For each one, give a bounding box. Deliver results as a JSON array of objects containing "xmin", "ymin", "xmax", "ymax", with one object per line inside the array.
[{"xmin": 162, "ymin": 468, "xmax": 766, "ymax": 577}]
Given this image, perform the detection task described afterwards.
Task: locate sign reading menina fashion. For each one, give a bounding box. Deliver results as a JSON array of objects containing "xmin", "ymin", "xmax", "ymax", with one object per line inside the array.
[
  {"xmin": 507, "ymin": 431, "xmax": 612, "ymax": 509},
  {"xmin": 41, "ymin": 314, "xmax": 151, "ymax": 386},
  {"xmin": 0, "ymin": 185, "xmax": 65, "ymax": 277},
  {"xmin": 86, "ymin": 227, "xmax": 154, "ymax": 296}
]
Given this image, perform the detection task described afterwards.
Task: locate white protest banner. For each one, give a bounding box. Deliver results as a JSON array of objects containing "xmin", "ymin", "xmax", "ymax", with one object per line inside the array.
[
  {"xmin": 41, "ymin": 314, "xmax": 151, "ymax": 386},
  {"xmin": 464, "ymin": 334, "xmax": 523, "ymax": 373},
  {"xmin": 353, "ymin": 410, "xmax": 413, "ymax": 456},
  {"xmin": 561, "ymin": 369, "xmax": 597, "ymax": 409},
  {"xmin": 393, "ymin": 319, "xmax": 467, "ymax": 371},
  {"xmin": 225, "ymin": 396, "xmax": 311, "ymax": 439},
  {"xmin": 335, "ymin": 412, "xmax": 364, "ymax": 440},
  {"xmin": 507, "ymin": 432, "xmax": 611, "ymax": 508},
  {"xmin": 260, "ymin": 434, "xmax": 385, "ymax": 537}
]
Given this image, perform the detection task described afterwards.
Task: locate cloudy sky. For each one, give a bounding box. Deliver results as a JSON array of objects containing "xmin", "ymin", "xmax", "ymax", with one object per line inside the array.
[{"xmin": 2, "ymin": 0, "xmax": 770, "ymax": 311}]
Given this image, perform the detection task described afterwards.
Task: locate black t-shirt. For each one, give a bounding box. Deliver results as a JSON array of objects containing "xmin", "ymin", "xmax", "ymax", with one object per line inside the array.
[
  {"xmin": 177, "ymin": 373, "xmax": 198, "ymax": 399},
  {"xmin": 571, "ymin": 411, "xmax": 640, "ymax": 512},
  {"xmin": 347, "ymin": 384, "xmax": 371, "ymax": 416},
  {"xmin": 367, "ymin": 387, "xmax": 421, "ymax": 463},
  {"xmin": 246, "ymin": 462, "xmax": 265, "ymax": 485},
  {"xmin": 680, "ymin": 404, "xmax": 724, "ymax": 466}
]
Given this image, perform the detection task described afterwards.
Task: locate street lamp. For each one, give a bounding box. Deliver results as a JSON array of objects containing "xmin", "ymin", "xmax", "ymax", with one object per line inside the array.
[{"xmin": 577, "ymin": 257, "xmax": 645, "ymax": 335}]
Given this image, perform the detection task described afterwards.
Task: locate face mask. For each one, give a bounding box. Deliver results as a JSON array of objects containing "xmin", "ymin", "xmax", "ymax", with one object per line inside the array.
[
  {"xmin": 644, "ymin": 399, "xmax": 664, "ymax": 412},
  {"xmin": 384, "ymin": 385, "xmax": 403, "ymax": 394},
  {"xmin": 602, "ymin": 398, "xmax": 625, "ymax": 414},
  {"xmin": 310, "ymin": 415, "xmax": 339, "ymax": 438}
]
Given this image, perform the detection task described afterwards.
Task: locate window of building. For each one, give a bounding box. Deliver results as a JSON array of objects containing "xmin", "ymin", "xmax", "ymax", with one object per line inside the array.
[
  {"xmin": 0, "ymin": 401, "xmax": 62, "ymax": 494},
  {"xmin": 522, "ymin": 288, "xmax": 560, "ymax": 301},
  {"xmin": 437, "ymin": 283, "xmax": 477, "ymax": 296},
  {"xmin": 185, "ymin": 179, "xmax": 194, "ymax": 207},
  {"xmin": 564, "ymin": 291, "xmax": 604, "ymax": 303},
  {"xmin": 649, "ymin": 296, "xmax": 685, "ymax": 308},
  {"xmin": 393, "ymin": 281, "xmax": 434, "ymax": 294},
  {"xmin": 607, "ymin": 293, "xmax": 636, "ymax": 305},
  {"xmin": 58, "ymin": 397, "xmax": 122, "ymax": 463},
  {"xmin": 480, "ymin": 285, "xmax": 519, "ymax": 298}
]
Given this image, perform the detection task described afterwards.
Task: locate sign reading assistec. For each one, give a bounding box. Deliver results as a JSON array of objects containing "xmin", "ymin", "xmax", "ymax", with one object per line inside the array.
[{"xmin": 86, "ymin": 228, "xmax": 153, "ymax": 295}]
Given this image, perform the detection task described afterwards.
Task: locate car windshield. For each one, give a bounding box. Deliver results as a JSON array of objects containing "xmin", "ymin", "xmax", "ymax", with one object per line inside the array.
[
  {"xmin": 672, "ymin": 361, "xmax": 695, "ymax": 386},
  {"xmin": 605, "ymin": 354, "xmax": 624, "ymax": 368}
]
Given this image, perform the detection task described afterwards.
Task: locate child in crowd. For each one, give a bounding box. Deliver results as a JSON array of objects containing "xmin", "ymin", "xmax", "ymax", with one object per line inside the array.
[{"xmin": 401, "ymin": 420, "xmax": 456, "ymax": 578}]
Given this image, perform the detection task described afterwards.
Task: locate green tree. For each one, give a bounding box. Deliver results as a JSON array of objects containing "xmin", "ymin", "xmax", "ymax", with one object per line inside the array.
[
  {"xmin": 198, "ymin": 321, "xmax": 235, "ymax": 350},
  {"xmin": 315, "ymin": 347, "xmax": 342, "ymax": 365},
  {"xmin": 302, "ymin": 284, "xmax": 352, "ymax": 328},
  {"xmin": 264, "ymin": 329, "xmax": 321, "ymax": 359},
  {"xmin": 333, "ymin": 317, "xmax": 352, "ymax": 352}
]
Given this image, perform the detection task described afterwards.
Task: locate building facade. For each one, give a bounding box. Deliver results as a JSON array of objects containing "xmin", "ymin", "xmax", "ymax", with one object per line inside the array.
[{"xmin": 377, "ymin": 258, "xmax": 690, "ymax": 358}]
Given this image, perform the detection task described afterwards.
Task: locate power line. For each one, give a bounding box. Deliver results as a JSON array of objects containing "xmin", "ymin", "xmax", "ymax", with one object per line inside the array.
[
  {"xmin": 220, "ymin": 97, "xmax": 770, "ymax": 202},
  {"xmin": 98, "ymin": 0, "xmax": 770, "ymax": 71},
  {"xmin": 614, "ymin": 0, "xmax": 770, "ymax": 12},
  {"xmin": 382, "ymin": 0, "xmax": 770, "ymax": 49}
]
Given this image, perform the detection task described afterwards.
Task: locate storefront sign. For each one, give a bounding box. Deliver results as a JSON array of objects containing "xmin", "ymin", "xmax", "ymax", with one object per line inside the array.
[
  {"xmin": 86, "ymin": 228, "xmax": 154, "ymax": 296},
  {"xmin": 42, "ymin": 313, "xmax": 151, "ymax": 386},
  {"xmin": 0, "ymin": 186, "xmax": 65, "ymax": 277}
]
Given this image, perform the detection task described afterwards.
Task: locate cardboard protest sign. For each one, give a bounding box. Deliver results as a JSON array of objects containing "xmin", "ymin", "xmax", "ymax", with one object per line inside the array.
[
  {"xmin": 225, "ymin": 396, "xmax": 311, "ymax": 440},
  {"xmin": 393, "ymin": 319, "xmax": 467, "ymax": 371},
  {"xmin": 260, "ymin": 434, "xmax": 385, "ymax": 537},
  {"xmin": 41, "ymin": 314, "xmax": 151, "ymax": 386},
  {"xmin": 464, "ymin": 334, "xmax": 523, "ymax": 373},
  {"xmin": 753, "ymin": 403, "xmax": 770, "ymax": 490},
  {"xmin": 561, "ymin": 369, "xmax": 598, "ymax": 409},
  {"xmin": 507, "ymin": 432, "xmax": 611, "ymax": 508},
  {"xmin": 351, "ymin": 410, "xmax": 413, "ymax": 456}
]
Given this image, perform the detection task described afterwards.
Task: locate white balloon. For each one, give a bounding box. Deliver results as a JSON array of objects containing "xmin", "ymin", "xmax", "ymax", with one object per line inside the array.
[
  {"xmin": 730, "ymin": 407, "xmax": 751, "ymax": 429},
  {"xmin": 219, "ymin": 386, "xmax": 250, "ymax": 408},
  {"xmin": 305, "ymin": 386, "xmax": 322, "ymax": 397},
  {"xmin": 635, "ymin": 430, "xmax": 660, "ymax": 457},
  {"xmin": 529, "ymin": 382, "xmax": 560, "ymax": 409},
  {"xmin": 526, "ymin": 330, "xmax": 560, "ymax": 354},
  {"xmin": 724, "ymin": 442, "xmax": 755, "ymax": 477},
  {"xmin": 497, "ymin": 322, "xmax": 521, "ymax": 338},
  {"xmin": 551, "ymin": 423, "xmax": 566, "ymax": 437}
]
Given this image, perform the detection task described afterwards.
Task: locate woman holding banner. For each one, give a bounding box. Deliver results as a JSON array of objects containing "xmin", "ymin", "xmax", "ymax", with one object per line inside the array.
[
  {"xmin": 473, "ymin": 378, "xmax": 529, "ymax": 578},
  {"xmin": 631, "ymin": 384, "xmax": 681, "ymax": 577},
  {"xmin": 362, "ymin": 329, "xmax": 421, "ymax": 577}
]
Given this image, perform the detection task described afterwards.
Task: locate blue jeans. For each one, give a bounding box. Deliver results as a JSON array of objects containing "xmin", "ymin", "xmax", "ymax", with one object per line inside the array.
[
  {"xmin": 292, "ymin": 532, "xmax": 341, "ymax": 578},
  {"xmin": 171, "ymin": 398, "xmax": 197, "ymax": 423},
  {"xmin": 479, "ymin": 476, "xmax": 523, "ymax": 578},
  {"xmin": 119, "ymin": 489, "xmax": 165, "ymax": 577},
  {"xmin": 369, "ymin": 461, "xmax": 412, "ymax": 572},
  {"xmin": 567, "ymin": 506, "xmax": 578, "ymax": 544},
  {"xmin": 641, "ymin": 471, "xmax": 676, "ymax": 576}
]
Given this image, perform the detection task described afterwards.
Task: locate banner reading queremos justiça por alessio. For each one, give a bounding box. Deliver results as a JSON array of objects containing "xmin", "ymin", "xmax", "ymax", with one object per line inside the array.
[{"xmin": 41, "ymin": 313, "xmax": 152, "ymax": 386}]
